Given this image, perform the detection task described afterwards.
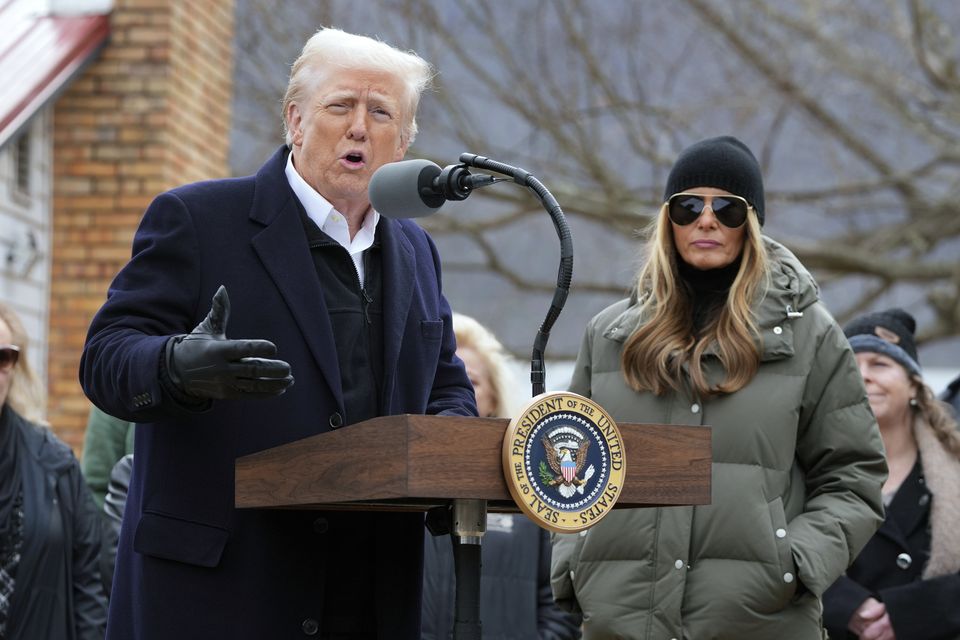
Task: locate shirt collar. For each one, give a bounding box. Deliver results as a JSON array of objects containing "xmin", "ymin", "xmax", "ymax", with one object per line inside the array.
[{"xmin": 283, "ymin": 149, "xmax": 381, "ymax": 236}]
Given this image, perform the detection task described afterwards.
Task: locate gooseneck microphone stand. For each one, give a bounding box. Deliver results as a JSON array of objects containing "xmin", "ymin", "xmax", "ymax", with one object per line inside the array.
[
  {"xmin": 427, "ymin": 153, "xmax": 573, "ymax": 640},
  {"xmin": 458, "ymin": 153, "xmax": 574, "ymax": 397}
]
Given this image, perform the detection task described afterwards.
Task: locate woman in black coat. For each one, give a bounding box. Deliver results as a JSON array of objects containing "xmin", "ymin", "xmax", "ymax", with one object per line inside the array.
[
  {"xmin": 823, "ymin": 309, "xmax": 960, "ymax": 640},
  {"xmin": 0, "ymin": 302, "xmax": 107, "ymax": 639}
]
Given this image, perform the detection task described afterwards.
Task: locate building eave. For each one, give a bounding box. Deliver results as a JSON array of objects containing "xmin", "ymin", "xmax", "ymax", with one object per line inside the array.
[{"xmin": 0, "ymin": 2, "xmax": 111, "ymax": 149}]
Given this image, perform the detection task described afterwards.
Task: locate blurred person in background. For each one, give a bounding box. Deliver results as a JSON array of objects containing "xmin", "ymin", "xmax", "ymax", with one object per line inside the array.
[
  {"xmin": 80, "ymin": 406, "xmax": 133, "ymax": 509},
  {"xmin": 823, "ymin": 308, "xmax": 960, "ymax": 640},
  {"xmin": 96, "ymin": 452, "xmax": 132, "ymax": 600},
  {"xmin": 938, "ymin": 373, "xmax": 959, "ymax": 418},
  {"xmin": 0, "ymin": 302, "xmax": 106, "ymax": 639},
  {"xmin": 551, "ymin": 136, "xmax": 887, "ymax": 639},
  {"xmin": 420, "ymin": 313, "xmax": 582, "ymax": 640},
  {"xmin": 80, "ymin": 406, "xmax": 133, "ymax": 596}
]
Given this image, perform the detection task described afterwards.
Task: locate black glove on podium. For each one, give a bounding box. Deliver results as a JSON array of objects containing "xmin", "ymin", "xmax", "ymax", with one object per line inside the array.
[{"xmin": 163, "ymin": 285, "xmax": 294, "ymax": 400}]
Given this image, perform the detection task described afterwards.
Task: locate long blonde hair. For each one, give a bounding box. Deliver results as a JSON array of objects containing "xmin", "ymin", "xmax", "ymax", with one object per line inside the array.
[
  {"xmin": 912, "ymin": 375, "xmax": 960, "ymax": 460},
  {"xmin": 0, "ymin": 302, "xmax": 45, "ymax": 422},
  {"xmin": 621, "ymin": 205, "xmax": 770, "ymax": 397}
]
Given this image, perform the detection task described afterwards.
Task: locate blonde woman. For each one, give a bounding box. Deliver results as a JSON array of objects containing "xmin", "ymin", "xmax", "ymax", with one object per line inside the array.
[
  {"xmin": 551, "ymin": 136, "xmax": 887, "ymax": 639},
  {"xmin": 0, "ymin": 303, "xmax": 106, "ymax": 639},
  {"xmin": 447, "ymin": 313, "xmax": 517, "ymax": 419},
  {"xmin": 823, "ymin": 308, "xmax": 960, "ymax": 640},
  {"xmin": 421, "ymin": 313, "xmax": 582, "ymax": 639}
]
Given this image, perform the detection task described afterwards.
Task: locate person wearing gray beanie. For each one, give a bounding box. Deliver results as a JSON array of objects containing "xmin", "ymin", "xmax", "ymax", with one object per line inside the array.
[
  {"xmin": 823, "ymin": 307, "xmax": 960, "ymax": 640},
  {"xmin": 843, "ymin": 307, "xmax": 921, "ymax": 377},
  {"xmin": 553, "ymin": 135, "xmax": 887, "ymax": 639}
]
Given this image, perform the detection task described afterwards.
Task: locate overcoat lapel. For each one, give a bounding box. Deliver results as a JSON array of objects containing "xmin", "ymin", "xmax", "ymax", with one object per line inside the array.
[
  {"xmin": 248, "ymin": 147, "xmax": 344, "ymax": 405},
  {"xmin": 875, "ymin": 463, "xmax": 925, "ymax": 551},
  {"xmin": 379, "ymin": 219, "xmax": 415, "ymax": 412},
  {"xmin": 888, "ymin": 463, "xmax": 928, "ymax": 541}
]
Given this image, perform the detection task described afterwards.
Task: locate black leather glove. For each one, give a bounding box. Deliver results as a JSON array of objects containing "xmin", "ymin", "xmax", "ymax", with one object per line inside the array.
[{"xmin": 164, "ymin": 285, "xmax": 294, "ymax": 400}]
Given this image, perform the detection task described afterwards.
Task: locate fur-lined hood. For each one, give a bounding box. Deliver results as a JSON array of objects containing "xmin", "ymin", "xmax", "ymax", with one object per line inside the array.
[{"xmin": 915, "ymin": 416, "xmax": 960, "ymax": 578}]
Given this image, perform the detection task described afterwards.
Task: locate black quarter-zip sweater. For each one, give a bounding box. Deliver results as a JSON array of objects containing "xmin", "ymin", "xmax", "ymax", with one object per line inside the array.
[{"xmin": 298, "ymin": 203, "xmax": 386, "ymax": 635}]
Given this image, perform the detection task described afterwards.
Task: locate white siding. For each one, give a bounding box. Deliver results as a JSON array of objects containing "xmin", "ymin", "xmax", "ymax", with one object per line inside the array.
[{"xmin": 0, "ymin": 109, "xmax": 52, "ymax": 383}]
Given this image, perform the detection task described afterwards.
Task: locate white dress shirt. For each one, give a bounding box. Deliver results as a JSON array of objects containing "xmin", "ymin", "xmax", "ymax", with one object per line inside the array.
[{"xmin": 284, "ymin": 151, "xmax": 380, "ymax": 284}]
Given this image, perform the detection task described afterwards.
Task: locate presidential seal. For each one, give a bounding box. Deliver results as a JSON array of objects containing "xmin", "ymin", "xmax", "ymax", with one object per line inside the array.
[{"xmin": 502, "ymin": 391, "xmax": 626, "ymax": 533}]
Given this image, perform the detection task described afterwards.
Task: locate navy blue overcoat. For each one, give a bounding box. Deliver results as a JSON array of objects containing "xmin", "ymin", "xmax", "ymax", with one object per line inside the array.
[{"xmin": 80, "ymin": 146, "xmax": 476, "ymax": 639}]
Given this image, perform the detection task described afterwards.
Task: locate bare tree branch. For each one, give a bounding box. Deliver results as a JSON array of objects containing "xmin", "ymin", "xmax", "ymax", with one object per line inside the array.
[{"xmin": 233, "ymin": 0, "xmax": 960, "ymax": 356}]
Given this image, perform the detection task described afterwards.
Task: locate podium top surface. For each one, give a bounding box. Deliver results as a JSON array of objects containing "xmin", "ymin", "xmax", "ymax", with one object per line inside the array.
[{"xmin": 235, "ymin": 414, "xmax": 711, "ymax": 512}]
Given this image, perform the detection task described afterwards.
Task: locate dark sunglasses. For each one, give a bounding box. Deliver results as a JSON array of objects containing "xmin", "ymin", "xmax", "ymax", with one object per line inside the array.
[
  {"xmin": 667, "ymin": 192, "xmax": 751, "ymax": 228},
  {"xmin": 0, "ymin": 345, "xmax": 19, "ymax": 371}
]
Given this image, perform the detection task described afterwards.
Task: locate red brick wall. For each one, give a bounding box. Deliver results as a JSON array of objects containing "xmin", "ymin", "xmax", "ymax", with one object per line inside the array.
[{"xmin": 49, "ymin": 0, "xmax": 235, "ymax": 451}]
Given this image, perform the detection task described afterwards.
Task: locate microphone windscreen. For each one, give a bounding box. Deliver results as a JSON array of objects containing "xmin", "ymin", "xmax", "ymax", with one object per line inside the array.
[{"xmin": 369, "ymin": 159, "xmax": 445, "ymax": 218}]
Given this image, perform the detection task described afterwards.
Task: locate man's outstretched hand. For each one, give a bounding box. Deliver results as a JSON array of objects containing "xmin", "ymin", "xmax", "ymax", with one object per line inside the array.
[{"xmin": 165, "ymin": 286, "xmax": 294, "ymax": 400}]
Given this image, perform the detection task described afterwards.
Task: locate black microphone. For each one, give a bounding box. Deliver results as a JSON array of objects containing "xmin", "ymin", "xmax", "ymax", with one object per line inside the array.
[{"xmin": 368, "ymin": 159, "xmax": 499, "ymax": 218}]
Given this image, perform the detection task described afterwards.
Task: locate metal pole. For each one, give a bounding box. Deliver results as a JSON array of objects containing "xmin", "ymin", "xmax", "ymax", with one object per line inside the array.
[{"xmin": 451, "ymin": 498, "xmax": 487, "ymax": 640}]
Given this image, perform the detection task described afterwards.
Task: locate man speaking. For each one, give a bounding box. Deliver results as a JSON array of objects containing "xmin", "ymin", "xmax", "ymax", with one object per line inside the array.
[{"xmin": 80, "ymin": 28, "xmax": 476, "ymax": 640}]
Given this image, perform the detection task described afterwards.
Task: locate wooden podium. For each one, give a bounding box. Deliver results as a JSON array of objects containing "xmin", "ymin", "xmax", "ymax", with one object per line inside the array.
[{"xmin": 235, "ymin": 414, "xmax": 711, "ymax": 512}]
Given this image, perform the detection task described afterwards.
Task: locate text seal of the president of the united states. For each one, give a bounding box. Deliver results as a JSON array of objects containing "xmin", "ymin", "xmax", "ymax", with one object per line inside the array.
[{"xmin": 502, "ymin": 391, "xmax": 626, "ymax": 533}]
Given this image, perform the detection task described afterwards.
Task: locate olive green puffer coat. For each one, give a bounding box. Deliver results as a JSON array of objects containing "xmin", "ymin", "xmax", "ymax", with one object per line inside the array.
[{"xmin": 551, "ymin": 238, "xmax": 887, "ymax": 640}]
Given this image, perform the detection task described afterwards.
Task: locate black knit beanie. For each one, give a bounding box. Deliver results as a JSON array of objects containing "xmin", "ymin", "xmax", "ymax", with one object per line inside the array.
[
  {"xmin": 843, "ymin": 307, "xmax": 921, "ymax": 376},
  {"xmin": 664, "ymin": 135, "xmax": 766, "ymax": 226}
]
